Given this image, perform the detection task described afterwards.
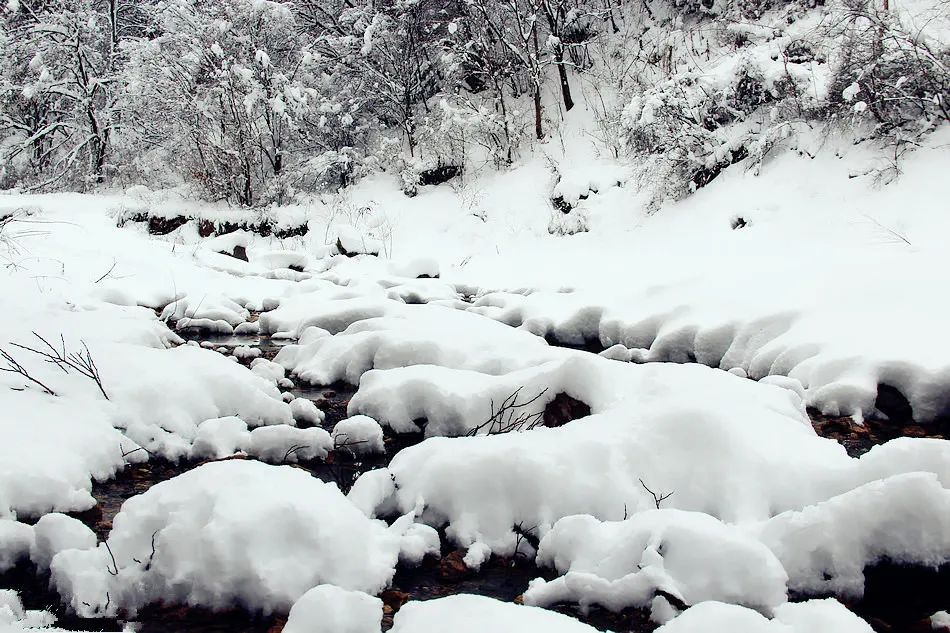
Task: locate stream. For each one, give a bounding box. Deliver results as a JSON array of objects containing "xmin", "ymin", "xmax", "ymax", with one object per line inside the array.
[{"xmin": 2, "ymin": 321, "xmax": 946, "ymax": 633}]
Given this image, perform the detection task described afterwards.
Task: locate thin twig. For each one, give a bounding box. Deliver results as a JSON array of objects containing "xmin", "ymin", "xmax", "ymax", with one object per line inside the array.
[{"xmin": 640, "ymin": 478, "xmax": 674, "ymax": 509}]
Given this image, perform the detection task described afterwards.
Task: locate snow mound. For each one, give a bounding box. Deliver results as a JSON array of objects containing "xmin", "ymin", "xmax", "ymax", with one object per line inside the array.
[
  {"xmin": 355, "ymin": 356, "xmax": 950, "ymax": 570},
  {"xmin": 389, "ymin": 258, "xmax": 439, "ymax": 279},
  {"xmin": 654, "ymin": 599, "xmax": 873, "ymax": 632},
  {"xmin": 336, "ymin": 226, "xmax": 382, "ymax": 257},
  {"xmin": 290, "ymin": 398, "xmax": 325, "ymax": 426},
  {"xmin": 0, "ymin": 590, "xmax": 62, "ymax": 630},
  {"xmin": 273, "ymin": 302, "xmax": 551, "ymax": 385},
  {"xmin": 332, "ymin": 416, "xmax": 385, "ymax": 455},
  {"xmin": 525, "ymin": 510, "xmax": 787, "ymax": 614},
  {"xmin": 248, "ymin": 249, "xmax": 309, "ymax": 272},
  {"xmin": 246, "ymin": 425, "xmax": 332, "ymax": 462},
  {"xmin": 0, "ymin": 389, "xmax": 130, "ymax": 517},
  {"xmin": 0, "ymin": 521, "xmax": 34, "ymax": 572},
  {"xmin": 390, "ymin": 595, "xmax": 599, "ymax": 633},
  {"xmin": 755, "ymin": 471, "xmax": 950, "ymax": 597},
  {"xmin": 50, "ymin": 460, "xmax": 404, "ymax": 617},
  {"xmin": 30, "ymin": 514, "xmax": 96, "ymax": 570},
  {"xmin": 159, "ymin": 294, "xmax": 249, "ymax": 333},
  {"xmin": 284, "ymin": 585, "xmax": 382, "ymax": 633}
]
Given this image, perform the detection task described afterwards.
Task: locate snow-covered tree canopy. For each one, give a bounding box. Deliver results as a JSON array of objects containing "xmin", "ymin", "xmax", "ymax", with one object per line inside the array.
[{"xmin": 0, "ymin": 0, "xmax": 946, "ymax": 203}]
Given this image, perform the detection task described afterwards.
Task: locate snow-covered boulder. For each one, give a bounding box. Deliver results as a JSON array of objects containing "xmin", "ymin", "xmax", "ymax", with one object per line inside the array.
[
  {"xmin": 50, "ymin": 460, "xmax": 404, "ymax": 617},
  {"xmin": 284, "ymin": 585, "xmax": 382, "ymax": 633},
  {"xmin": 246, "ymin": 425, "xmax": 332, "ymax": 462},
  {"xmin": 390, "ymin": 595, "xmax": 600, "ymax": 633},
  {"xmin": 755, "ymin": 472, "xmax": 950, "ymax": 597},
  {"xmin": 30, "ymin": 514, "xmax": 96, "ymax": 570},
  {"xmin": 653, "ymin": 599, "xmax": 874, "ymax": 632},
  {"xmin": 290, "ymin": 398, "xmax": 325, "ymax": 426},
  {"xmin": 525, "ymin": 510, "xmax": 788, "ymax": 614},
  {"xmin": 0, "ymin": 521, "xmax": 34, "ymax": 572},
  {"xmin": 336, "ymin": 226, "xmax": 382, "ymax": 257},
  {"xmin": 159, "ymin": 294, "xmax": 249, "ymax": 333},
  {"xmin": 332, "ymin": 416, "xmax": 385, "ymax": 455}
]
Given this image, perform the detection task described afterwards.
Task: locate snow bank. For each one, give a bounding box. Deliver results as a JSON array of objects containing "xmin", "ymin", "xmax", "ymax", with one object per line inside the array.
[
  {"xmin": 50, "ymin": 460, "xmax": 406, "ymax": 617},
  {"xmin": 390, "ymin": 595, "xmax": 600, "ymax": 633},
  {"xmin": 525, "ymin": 510, "xmax": 787, "ymax": 614},
  {"xmin": 108, "ymin": 344, "xmax": 295, "ymax": 460},
  {"xmin": 284, "ymin": 585, "xmax": 382, "ymax": 633},
  {"xmin": 0, "ymin": 389, "xmax": 129, "ymax": 517},
  {"xmin": 273, "ymin": 302, "xmax": 552, "ymax": 385}
]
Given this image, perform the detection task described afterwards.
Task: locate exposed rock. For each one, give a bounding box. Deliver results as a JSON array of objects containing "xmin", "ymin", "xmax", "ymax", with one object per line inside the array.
[
  {"xmin": 543, "ymin": 393, "xmax": 591, "ymax": 428},
  {"xmin": 147, "ymin": 215, "xmax": 189, "ymax": 235},
  {"xmin": 380, "ymin": 589, "xmax": 410, "ymax": 612},
  {"xmin": 439, "ymin": 550, "xmax": 474, "ymax": 582}
]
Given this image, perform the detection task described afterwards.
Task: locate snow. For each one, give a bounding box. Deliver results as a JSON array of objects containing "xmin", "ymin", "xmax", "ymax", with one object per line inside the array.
[
  {"xmin": 290, "ymin": 397, "xmax": 325, "ymax": 425},
  {"xmin": 390, "ymin": 595, "xmax": 600, "ymax": 633},
  {"xmin": 0, "ymin": 521, "xmax": 33, "ymax": 572},
  {"xmin": 525, "ymin": 510, "xmax": 788, "ymax": 614},
  {"xmin": 332, "ymin": 416, "xmax": 385, "ymax": 455},
  {"xmin": 29, "ymin": 513, "xmax": 96, "ymax": 570},
  {"xmin": 50, "ymin": 460, "xmax": 410, "ymax": 617},
  {"xmin": 653, "ymin": 600, "xmax": 874, "ymax": 632},
  {"xmin": 0, "ymin": 591, "xmax": 60, "ymax": 630},
  {"xmin": 246, "ymin": 424, "xmax": 333, "ymax": 462},
  {"xmin": 0, "ymin": 20, "xmax": 948, "ymax": 629},
  {"xmin": 284, "ymin": 585, "xmax": 382, "ymax": 633},
  {"xmin": 754, "ymin": 471, "xmax": 950, "ymax": 597}
]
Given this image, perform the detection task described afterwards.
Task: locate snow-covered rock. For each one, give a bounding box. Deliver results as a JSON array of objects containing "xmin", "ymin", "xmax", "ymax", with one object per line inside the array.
[
  {"xmin": 246, "ymin": 425, "xmax": 332, "ymax": 462},
  {"xmin": 332, "ymin": 416, "xmax": 385, "ymax": 455},
  {"xmin": 653, "ymin": 599, "xmax": 874, "ymax": 632},
  {"xmin": 284, "ymin": 585, "xmax": 382, "ymax": 633},
  {"xmin": 754, "ymin": 472, "xmax": 950, "ymax": 597},
  {"xmin": 0, "ymin": 521, "xmax": 34, "ymax": 572},
  {"xmin": 390, "ymin": 595, "xmax": 600, "ymax": 633},
  {"xmin": 50, "ymin": 460, "xmax": 405, "ymax": 617},
  {"xmin": 290, "ymin": 398, "xmax": 325, "ymax": 426},
  {"xmin": 30, "ymin": 514, "xmax": 96, "ymax": 570},
  {"xmin": 525, "ymin": 510, "xmax": 788, "ymax": 614}
]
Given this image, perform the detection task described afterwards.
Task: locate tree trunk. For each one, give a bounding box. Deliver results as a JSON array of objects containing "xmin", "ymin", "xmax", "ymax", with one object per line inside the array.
[
  {"xmin": 534, "ymin": 87, "xmax": 543, "ymax": 139},
  {"xmin": 556, "ymin": 49, "xmax": 575, "ymax": 111}
]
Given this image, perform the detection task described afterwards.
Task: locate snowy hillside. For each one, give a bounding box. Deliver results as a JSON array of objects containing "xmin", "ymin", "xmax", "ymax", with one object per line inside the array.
[{"xmin": 1, "ymin": 0, "xmax": 950, "ymax": 632}]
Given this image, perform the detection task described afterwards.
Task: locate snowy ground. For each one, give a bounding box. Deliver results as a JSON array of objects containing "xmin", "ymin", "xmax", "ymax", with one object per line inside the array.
[{"xmin": 1, "ymin": 123, "xmax": 949, "ymax": 632}]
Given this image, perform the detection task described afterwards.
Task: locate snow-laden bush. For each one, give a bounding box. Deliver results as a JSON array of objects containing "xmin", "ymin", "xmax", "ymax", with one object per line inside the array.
[
  {"xmin": 621, "ymin": 45, "xmax": 825, "ymax": 202},
  {"xmin": 826, "ymin": 0, "xmax": 949, "ymax": 144}
]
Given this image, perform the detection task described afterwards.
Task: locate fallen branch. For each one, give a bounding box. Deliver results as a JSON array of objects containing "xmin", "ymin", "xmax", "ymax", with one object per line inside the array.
[
  {"xmin": 0, "ymin": 347, "xmax": 57, "ymax": 396},
  {"xmin": 467, "ymin": 386, "xmax": 550, "ymax": 436},
  {"xmin": 11, "ymin": 332, "xmax": 109, "ymax": 400}
]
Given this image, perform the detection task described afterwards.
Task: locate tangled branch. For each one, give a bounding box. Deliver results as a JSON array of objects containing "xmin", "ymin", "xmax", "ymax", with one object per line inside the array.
[
  {"xmin": 467, "ymin": 386, "xmax": 550, "ymax": 436},
  {"xmin": 10, "ymin": 332, "xmax": 109, "ymax": 400}
]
